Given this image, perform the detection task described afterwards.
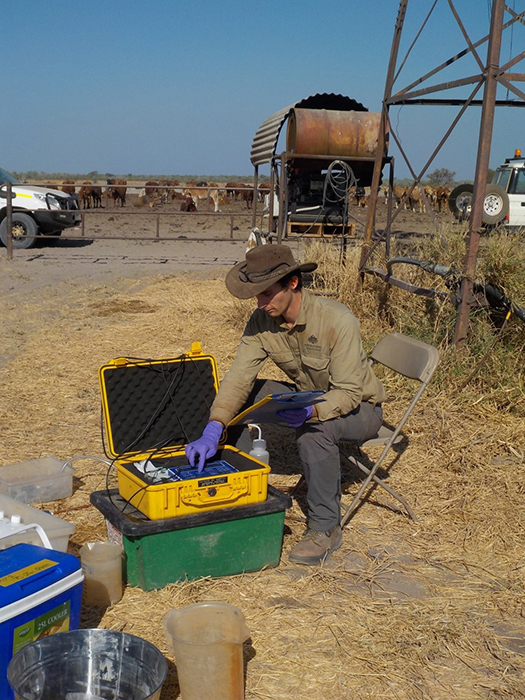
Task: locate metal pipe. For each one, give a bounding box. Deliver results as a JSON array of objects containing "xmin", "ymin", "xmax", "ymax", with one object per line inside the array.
[
  {"xmin": 6, "ymin": 182, "xmax": 13, "ymax": 261},
  {"xmin": 388, "ymin": 9, "xmax": 520, "ymax": 103},
  {"xmin": 271, "ymin": 153, "xmax": 376, "ymax": 163},
  {"xmin": 37, "ymin": 234, "xmax": 250, "ymax": 242},
  {"xmin": 361, "ymin": 0, "xmax": 408, "ymax": 274},
  {"xmin": 252, "ymin": 165, "xmax": 258, "ymax": 229},
  {"xmin": 277, "ymin": 153, "xmax": 286, "ymax": 243},
  {"xmin": 454, "ymin": 0, "xmax": 505, "ymax": 348},
  {"xmin": 385, "ymin": 160, "xmax": 394, "ymax": 259},
  {"xmin": 268, "ymin": 160, "xmax": 275, "ymax": 233}
]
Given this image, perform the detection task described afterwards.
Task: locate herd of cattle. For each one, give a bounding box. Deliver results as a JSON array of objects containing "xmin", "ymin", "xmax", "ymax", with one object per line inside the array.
[
  {"xmin": 349, "ymin": 184, "xmax": 452, "ymax": 213},
  {"xmin": 51, "ymin": 179, "xmax": 452, "ymax": 214},
  {"xmin": 59, "ymin": 179, "xmax": 127, "ymax": 208},
  {"xmin": 51, "ymin": 179, "xmax": 268, "ymax": 212}
]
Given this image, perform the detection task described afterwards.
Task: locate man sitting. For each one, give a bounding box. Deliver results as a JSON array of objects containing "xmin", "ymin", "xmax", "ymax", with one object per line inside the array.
[{"xmin": 185, "ymin": 244, "xmax": 385, "ymax": 566}]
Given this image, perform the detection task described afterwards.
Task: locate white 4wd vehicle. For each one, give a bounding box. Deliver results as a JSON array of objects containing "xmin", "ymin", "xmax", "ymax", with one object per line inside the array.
[
  {"xmin": 491, "ymin": 150, "xmax": 525, "ymax": 228},
  {"xmin": 448, "ymin": 150, "xmax": 525, "ymax": 228},
  {"xmin": 0, "ymin": 167, "xmax": 81, "ymax": 249}
]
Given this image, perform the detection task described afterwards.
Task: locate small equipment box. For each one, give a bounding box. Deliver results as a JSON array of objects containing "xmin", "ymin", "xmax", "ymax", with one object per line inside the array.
[
  {"xmin": 0, "ymin": 456, "xmax": 75, "ymax": 504},
  {"xmin": 0, "ymin": 543, "xmax": 83, "ymax": 700},
  {"xmin": 99, "ymin": 343, "xmax": 270, "ymax": 520},
  {"xmin": 91, "ymin": 487, "xmax": 291, "ymax": 591}
]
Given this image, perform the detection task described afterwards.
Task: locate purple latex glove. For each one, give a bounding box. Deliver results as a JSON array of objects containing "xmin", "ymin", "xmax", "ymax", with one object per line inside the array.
[
  {"xmin": 277, "ymin": 405, "xmax": 314, "ymax": 428},
  {"xmin": 185, "ymin": 421, "xmax": 223, "ymax": 473}
]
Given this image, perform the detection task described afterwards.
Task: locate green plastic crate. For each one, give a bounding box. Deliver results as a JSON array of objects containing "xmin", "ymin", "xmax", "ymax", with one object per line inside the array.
[{"xmin": 90, "ymin": 487, "xmax": 291, "ymax": 591}]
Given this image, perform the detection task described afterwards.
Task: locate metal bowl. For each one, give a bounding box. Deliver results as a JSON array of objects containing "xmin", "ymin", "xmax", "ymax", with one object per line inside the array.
[{"xmin": 8, "ymin": 628, "xmax": 167, "ymax": 700}]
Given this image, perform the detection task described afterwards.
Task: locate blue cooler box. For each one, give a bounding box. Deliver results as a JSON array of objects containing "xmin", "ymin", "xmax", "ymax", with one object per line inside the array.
[{"xmin": 0, "ymin": 543, "xmax": 83, "ymax": 700}]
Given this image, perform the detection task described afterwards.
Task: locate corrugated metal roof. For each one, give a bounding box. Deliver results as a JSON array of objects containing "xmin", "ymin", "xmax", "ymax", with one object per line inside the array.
[{"xmin": 250, "ymin": 93, "xmax": 368, "ymax": 166}]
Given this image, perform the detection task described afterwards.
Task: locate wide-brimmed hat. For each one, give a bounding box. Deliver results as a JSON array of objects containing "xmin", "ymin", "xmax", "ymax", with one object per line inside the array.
[{"xmin": 225, "ymin": 244, "xmax": 317, "ymax": 299}]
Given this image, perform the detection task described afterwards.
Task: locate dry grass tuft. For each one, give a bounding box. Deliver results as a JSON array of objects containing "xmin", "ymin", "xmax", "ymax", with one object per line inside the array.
[{"xmin": 1, "ymin": 231, "xmax": 525, "ymax": 698}]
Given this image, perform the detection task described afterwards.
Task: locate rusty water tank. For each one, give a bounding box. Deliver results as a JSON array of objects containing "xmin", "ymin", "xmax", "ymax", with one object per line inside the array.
[{"xmin": 286, "ymin": 108, "xmax": 383, "ymax": 158}]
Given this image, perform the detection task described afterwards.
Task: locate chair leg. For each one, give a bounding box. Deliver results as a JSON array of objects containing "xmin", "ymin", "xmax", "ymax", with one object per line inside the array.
[
  {"xmin": 290, "ymin": 456, "xmax": 417, "ymax": 527},
  {"xmin": 341, "ymin": 457, "xmax": 417, "ymax": 527},
  {"xmin": 289, "ymin": 474, "xmax": 306, "ymax": 496}
]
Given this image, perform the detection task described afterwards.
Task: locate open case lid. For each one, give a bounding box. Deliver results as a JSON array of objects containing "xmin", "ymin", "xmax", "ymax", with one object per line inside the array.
[{"xmin": 99, "ymin": 343, "xmax": 220, "ymax": 459}]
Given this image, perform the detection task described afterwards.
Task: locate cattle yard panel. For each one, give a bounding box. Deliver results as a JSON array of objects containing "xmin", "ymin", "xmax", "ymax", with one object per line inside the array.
[
  {"xmin": 2, "ymin": 184, "xmax": 272, "ymax": 256},
  {"xmin": 78, "ymin": 210, "xmax": 246, "ymax": 241}
]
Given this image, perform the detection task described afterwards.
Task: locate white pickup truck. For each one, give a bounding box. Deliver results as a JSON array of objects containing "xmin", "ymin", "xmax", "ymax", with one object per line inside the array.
[
  {"xmin": 0, "ymin": 167, "xmax": 81, "ymax": 249},
  {"xmin": 448, "ymin": 150, "xmax": 525, "ymax": 228}
]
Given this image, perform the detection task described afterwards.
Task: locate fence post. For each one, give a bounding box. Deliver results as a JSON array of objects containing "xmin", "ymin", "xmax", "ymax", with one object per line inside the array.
[{"xmin": 6, "ymin": 182, "xmax": 13, "ymax": 260}]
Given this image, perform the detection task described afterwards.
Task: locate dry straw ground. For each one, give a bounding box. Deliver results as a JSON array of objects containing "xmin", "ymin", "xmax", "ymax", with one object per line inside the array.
[{"xmin": 1, "ymin": 226, "xmax": 525, "ymax": 699}]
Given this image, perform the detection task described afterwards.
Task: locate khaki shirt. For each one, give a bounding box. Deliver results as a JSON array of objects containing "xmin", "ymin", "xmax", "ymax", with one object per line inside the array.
[{"xmin": 209, "ymin": 289, "xmax": 386, "ymax": 426}]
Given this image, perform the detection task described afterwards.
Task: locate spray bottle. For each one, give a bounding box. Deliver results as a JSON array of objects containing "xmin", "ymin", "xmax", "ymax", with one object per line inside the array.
[{"xmin": 248, "ymin": 424, "xmax": 269, "ymax": 464}]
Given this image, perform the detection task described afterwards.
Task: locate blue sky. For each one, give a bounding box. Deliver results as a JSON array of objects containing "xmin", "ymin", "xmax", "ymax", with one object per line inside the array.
[{"xmin": 1, "ymin": 1, "xmax": 523, "ymax": 180}]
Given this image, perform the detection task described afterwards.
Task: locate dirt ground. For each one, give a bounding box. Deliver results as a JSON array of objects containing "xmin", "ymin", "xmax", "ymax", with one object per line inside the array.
[
  {"xmin": 0, "ymin": 190, "xmax": 451, "ymax": 293},
  {"xmin": 1, "ymin": 199, "xmax": 524, "ymax": 699}
]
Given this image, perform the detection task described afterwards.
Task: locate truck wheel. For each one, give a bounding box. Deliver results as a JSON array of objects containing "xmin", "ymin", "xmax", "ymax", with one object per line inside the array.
[
  {"xmin": 0, "ymin": 213, "xmax": 38, "ymax": 249},
  {"xmin": 482, "ymin": 183, "xmax": 509, "ymax": 225},
  {"xmin": 448, "ymin": 184, "xmax": 473, "ymax": 220}
]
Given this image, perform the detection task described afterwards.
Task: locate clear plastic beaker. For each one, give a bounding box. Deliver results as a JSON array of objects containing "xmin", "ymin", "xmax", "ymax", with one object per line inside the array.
[
  {"xmin": 163, "ymin": 602, "xmax": 250, "ymax": 700},
  {"xmin": 80, "ymin": 541, "xmax": 123, "ymax": 606}
]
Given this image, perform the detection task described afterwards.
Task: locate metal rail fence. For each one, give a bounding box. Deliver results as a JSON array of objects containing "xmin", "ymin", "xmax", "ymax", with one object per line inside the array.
[{"xmin": 2, "ymin": 183, "xmax": 264, "ymax": 259}]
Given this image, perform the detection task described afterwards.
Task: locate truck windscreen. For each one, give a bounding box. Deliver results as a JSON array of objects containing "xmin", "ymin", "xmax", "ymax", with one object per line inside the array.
[{"xmin": 0, "ymin": 167, "xmax": 19, "ymax": 185}]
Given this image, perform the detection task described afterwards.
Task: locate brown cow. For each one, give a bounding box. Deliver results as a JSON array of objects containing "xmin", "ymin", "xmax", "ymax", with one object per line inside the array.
[
  {"xmin": 159, "ymin": 179, "xmax": 180, "ymax": 202},
  {"xmin": 240, "ymin": 185, "xmax": 254, "ymax": 209},
  {"xmin": 106, "ymin": 179, "xmax": 127, "ymax": 207},
  {"xmin": 169, "ymin": 180, "xmax": 182, "ymax": 201},
  {"xmin": 348, "ymin": 185, "xmax": 369, "ymax": 207},
  {"xmin": 407, "ymin": 186, "xmax": 424, "ymax": 214},
  {"xmin": 144, "ymin": 181, "xmax": 160, "ymax": 197},
  {"xmin": 61, "ymin": 180, "xmax": 76, "ymax": 195},
  {"xmin": 133, "ymin": 192, "xmax": 161, "ymax": 208},
  {"xmin": 423, "ymin": 185, "xmax": 437, "ymax": 209},
  {"xmin": 393, "ymin": 185, "xmax": 408, "ymax": 209},
  {"xmin": 225, "ymin": 181, "xmax": 239, "ymax": 198},
  {"xmin": 435, "ymin": 186, "xmax": 451, "ymax": 213},
  {"xmin": 356, "ymin": 186, "xmax": 370, "ymax": 208},
  {"xmin": 78, "ymin": 181, "xmax": 93, "ymax": 209},
  {"xmin": 258, "ymin": 183, "xmax": 270, "ymax": 202},
  {"xmin": 182, "ymin": 187, "xmax": 222, "ymax": 212},
  {"xmin": 180, "ymin": 195, "xmax": 197, "ymax": 212},
  {"xmin": 91, "ymin": 185, "xmax": 103, "ymax": 208}
]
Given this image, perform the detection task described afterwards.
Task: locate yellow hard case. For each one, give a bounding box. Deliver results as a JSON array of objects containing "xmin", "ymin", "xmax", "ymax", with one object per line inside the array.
[{"xmin": 99, "ymin": 343, "xmax": 270, "ymax": 520}]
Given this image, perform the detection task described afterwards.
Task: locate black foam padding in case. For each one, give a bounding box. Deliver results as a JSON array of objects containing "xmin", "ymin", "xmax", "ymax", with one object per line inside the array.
[{"xmin": 102, "ymin": 357, "xmax": 217, "ymax": 456}]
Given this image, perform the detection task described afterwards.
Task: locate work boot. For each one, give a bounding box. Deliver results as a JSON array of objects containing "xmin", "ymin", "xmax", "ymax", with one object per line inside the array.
[{"xmin": 288, "ymin": 526, "xmax": 342, "ymax": 566}]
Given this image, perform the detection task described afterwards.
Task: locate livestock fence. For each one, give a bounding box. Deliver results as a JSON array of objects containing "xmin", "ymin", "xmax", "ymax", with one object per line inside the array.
[{"xmin": 1, "ymin": 182, "xmax": 272, "ymax": 259}]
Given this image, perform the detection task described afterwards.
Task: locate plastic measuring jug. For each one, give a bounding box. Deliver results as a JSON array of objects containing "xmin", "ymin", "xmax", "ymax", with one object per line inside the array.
[
  {"xmin": 80, "ymin": 542, "xmax": 123, "ymax": 607},
  {"xmin": 163, "ymin": 602, "xmax": 250, "ymax": 700}
]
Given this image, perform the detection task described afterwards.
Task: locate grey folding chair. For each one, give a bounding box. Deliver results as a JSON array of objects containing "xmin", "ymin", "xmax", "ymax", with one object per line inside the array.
[{"xmin": 341, "ymin": 332, "xmax": 440, "ymax": 527}]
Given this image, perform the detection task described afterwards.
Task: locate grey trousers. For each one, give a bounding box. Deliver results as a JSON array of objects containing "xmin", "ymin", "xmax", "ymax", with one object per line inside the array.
[{"xmin": 227, "ymin": 379, "xmax": 383, "ymax": 532}]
